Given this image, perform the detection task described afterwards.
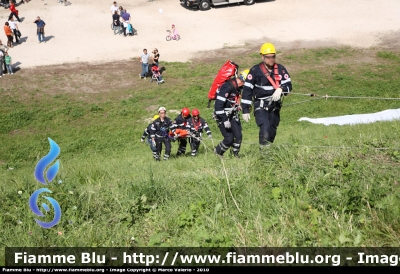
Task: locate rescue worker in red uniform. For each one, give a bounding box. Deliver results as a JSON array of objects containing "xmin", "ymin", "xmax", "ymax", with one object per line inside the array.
[
  {"xmin": 186, "ymin": 108, "xmax": 212, "ymax": 157},
  {"xmin": 171, "ymin": 107, "xmax": 191, "ymax": 156},
  {"xmin": 213, "ymin": 69, "xmax": 249, "ymax": 158},
  {"xmin": 241, "ymin": 43, "xmax": 292, "ymax": 151}
]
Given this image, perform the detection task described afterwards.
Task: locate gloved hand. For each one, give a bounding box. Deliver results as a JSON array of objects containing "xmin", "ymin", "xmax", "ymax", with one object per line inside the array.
[
  {"xmin": 208, "ymin": 135, "xmax": 212, "ymax": 139},
  {"xmin": 242, "ymin": 113, "xmax": 250, "ymax": 122},
  {"xmin": 141, "ymin": 138, "xmax": 145, "ymax": 143},
  {"xmin": 152, "ymin": 139, "xmax": 156, "ymax": 147},
  {"xmin": 224, "ymin": 120, "xmax": 231, "ymax": 129},
  {"xmin": 272, "ymin": 88, "xmax": 283, "ymax": 101}
]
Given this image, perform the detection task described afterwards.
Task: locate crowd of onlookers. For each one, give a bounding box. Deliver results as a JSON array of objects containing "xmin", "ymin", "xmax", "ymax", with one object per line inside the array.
[
  {"xmin": 110, "ymin": 1, "xmax": 134, "ymax": 37},
  {"xmin": 138, "ymin": 48, "xmax": 164, "ymax": 83},
  {"xmin": 1, "ymin": 0, "xmax": 29, "ymax": 9},
  {"xmin": 110, "ymin": 2, "xmax": 165, "ymax": 83},
  {"xmin": 1, "ymin": 0, "xmax": 49, "ymax": 77},
  {"xmin": 1, "ymin": 0, "xmax": 24, "ymax": 77}
]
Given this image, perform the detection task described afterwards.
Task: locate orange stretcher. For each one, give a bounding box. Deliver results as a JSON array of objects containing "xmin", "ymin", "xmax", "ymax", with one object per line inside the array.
[{"xmin": 169, "ymin": 129, "xmax": 189, "ymax": 138}]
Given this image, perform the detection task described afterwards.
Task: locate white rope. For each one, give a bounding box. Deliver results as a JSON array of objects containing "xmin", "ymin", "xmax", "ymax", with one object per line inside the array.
[
  {"xmin": 209, "ymin": 135, "xmax": 242, "ymax": 213},
  {"xmin": 283, "ymin": 97, "xmax": 325, "ymax": 106},
  {"xmin": 240, "ymin": 142, "xmax": 400, "ymax": 150},
  {"xmin": 289, "ymin": 92, "xmax": 400, "ymax": 100}
]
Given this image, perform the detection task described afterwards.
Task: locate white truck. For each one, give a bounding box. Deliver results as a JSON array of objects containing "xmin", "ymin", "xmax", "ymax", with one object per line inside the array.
[{"xmin": 180, "ymin": 0, "xmax": 256, "ymax": 11}]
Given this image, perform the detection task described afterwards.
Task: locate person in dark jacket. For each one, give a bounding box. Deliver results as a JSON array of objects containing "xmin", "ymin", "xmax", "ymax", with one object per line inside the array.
[
  {"xmin": 241, "ymin": 42, "xmax": 292, "ymax": 152},
  {"xmin": 150, "ymin": 107, "xmax": 173, "ymax": 161},
  {"xmin": 186, "ymin": 108, "xmax": 212, "ymax": 157},
  {"xmin": 141, "ymin": 114, "xmax": 159, "ymax": 156},
  {"xmin": 34, "ymin": 16, "xmax": 46, "ymax": 43},
  {"xmin": 171, "ymin": 107, "xmax": 191, "ymax": 156},
  {"xmin": 213, "ymin": 69, "xmax": 249, "ymax": 158}
]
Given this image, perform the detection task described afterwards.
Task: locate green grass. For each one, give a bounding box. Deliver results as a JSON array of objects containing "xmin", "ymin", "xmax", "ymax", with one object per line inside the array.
[{"xmin": 1, "ymin": 47, "xmax": 400, "ymax": 263}]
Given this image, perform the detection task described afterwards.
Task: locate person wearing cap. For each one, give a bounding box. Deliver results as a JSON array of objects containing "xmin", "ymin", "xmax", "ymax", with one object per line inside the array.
[
  {"xmin": 150, "ymin": 107, "xmax": 173, "ymax": 161},
  {"xmin": 141, "ymin": 114, "xmax": 159, "ymax": 155},
  {"xmin": 241, "ymin": 42, "xmax": 292, "ymax": 152},
  {"xmin": 213, "ymin": 69, "xmax": 249, "ymax": 158}
]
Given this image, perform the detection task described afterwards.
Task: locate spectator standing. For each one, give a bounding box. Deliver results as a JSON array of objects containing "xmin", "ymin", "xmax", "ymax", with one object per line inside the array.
[
  {"xmin": 119, "ymin": 6, "xmax": 124, "ymax": 17},
  {"xmin": 0, "ymin": 39, "xmax": 8, "ymax": 74},
  {"xmin": 121, "ymin": 9, "xmax": 131, "ymax": 36},
  {"xmin": 152, "ymin": 48, "xmax": 159, "ymax": 66},
  {"xmin": 8, "ymin": 17, "xmax": 19, "ymax": 44},
  {"xmin": 110, "ymin": 1, "xmax": 118, "ymax": 16},
  {"xmin": 0, "ymin": 50, "xmax": 3, "ymax": 78},
  {"xmin": 112, "ymin": 10, "xmax": 120, "ymax": 31},
  {"xmin": 9, "ymin": 1, "xmax": 20, "ymax": 22},
  {"xmin": 34, "ymin": 16, "xmax": 46, "ymax": 43},
  {"xmin": 4, "ymin": 52, "xmax": 13, "ymax": 74},
  {"xmin": 120, "ymin": 9, "xmax": 130, "ymax": 37},
  {"xmin": 139, "ymin": 49, "xmax": 150, "ymax": 79},
  {"xmin": 4, "ymin": 22, "xmax": 13, "ymax": 48}
]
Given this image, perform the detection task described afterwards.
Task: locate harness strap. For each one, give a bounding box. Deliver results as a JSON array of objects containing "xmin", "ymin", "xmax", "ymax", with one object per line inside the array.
[{"xmin": 259, "ymin": 63, "xmax": 280, "ymax": 89}]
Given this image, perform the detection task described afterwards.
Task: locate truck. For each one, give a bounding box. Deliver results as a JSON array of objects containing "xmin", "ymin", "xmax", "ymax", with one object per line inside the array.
[{"xmin": 180, "ymin": 0, "xmax": 256, "ymax": 11}]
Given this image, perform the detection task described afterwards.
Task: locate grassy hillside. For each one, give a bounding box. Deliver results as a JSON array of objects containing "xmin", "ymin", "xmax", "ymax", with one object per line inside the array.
[{"xmin": 1, "ymin": 46, "xmax": 400, "ymax": 263}]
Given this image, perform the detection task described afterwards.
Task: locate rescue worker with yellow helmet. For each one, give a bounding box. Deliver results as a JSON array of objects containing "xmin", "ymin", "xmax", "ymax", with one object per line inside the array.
[
  {"xmin": 241, "ymin": 42, "xmax": 292, "ymax": 151},
  {"xmin": 213, "ymin": 68, "xmax": 249, "ymax": 158},
  {"xmin": 141, "ymin": 114, "xmax": 160, "ymax": 155},
  {"xmin": 150, "ymin": 107, "xmax": 173, "ymax": 161}
]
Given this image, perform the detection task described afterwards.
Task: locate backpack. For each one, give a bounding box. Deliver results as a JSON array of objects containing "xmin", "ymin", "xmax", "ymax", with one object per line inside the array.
[{"xmin": 207, "ymin": 60, "xmax": 239, "ymax": 108}]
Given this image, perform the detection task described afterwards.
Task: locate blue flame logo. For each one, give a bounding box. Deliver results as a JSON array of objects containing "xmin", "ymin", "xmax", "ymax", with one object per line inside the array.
[
  {"xmin": 34, "ymin": 138, "xmax": 60, "ymax": 185},
  {"xmin": 29, "ymin": 138, "xmax": 62, "ymax": 229}
]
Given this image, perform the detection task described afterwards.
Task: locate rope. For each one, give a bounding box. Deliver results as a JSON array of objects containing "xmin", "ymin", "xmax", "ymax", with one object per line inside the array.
[
  {"xmin": 239, "ymin": 142, "xmax": 400, "ymax": 150},
  {"xmin": 210, "ymin": 135, "xmax": 242, "ymax": 213},
  {"xmin": 283, "ymin": 97, "xmax": 325, "ymax": 107},
  {"xmin": 289, "ymin": 92, "xmax": 400, "ymax": 100}
]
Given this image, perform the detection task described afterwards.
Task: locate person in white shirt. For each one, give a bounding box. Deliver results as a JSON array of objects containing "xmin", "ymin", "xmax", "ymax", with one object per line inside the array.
[
  {"xmin": 110, "ymin": 1, "xmax": 119, "ymax": 15},
  {"xmin": 138, "ymin": 49, "xmax": 151, "ymax": 79},
  {"xmin": 8, "ymin": 17, "xmax": 19, "ymax": 44}
]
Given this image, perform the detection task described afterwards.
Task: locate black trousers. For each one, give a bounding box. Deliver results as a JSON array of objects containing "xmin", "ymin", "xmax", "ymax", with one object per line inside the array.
[
  {"xmin": 0, "ymin": 57, "xmax": 3, "ymax": 74},
  {"xmin": 254, "ymin": 109, "xmax": 280, "ymax": 145},
  {"xmin": 154, "ymin": 137, "xmax": 171, "ymax": 160},
  {"xmin": 215, "ymin": 118, "xmax": 242, "ymax": 155},
  {"xmin": 120, "ymin": 23, "xmax": 126, "ymax": 35},
  {"xmin": 177, "ymin": 138, "xmax": 187, "ymax": 155},
  {"xmin": 12, "ymin": 29, "xmax": 19, "ymax": 42},
  {"xmin": 9, "ymin": 12, "xmax": 20, "ymax": 22},
  {"xmin": 189, "ymin": 134, "xmax": 201, "ymax": 156}
]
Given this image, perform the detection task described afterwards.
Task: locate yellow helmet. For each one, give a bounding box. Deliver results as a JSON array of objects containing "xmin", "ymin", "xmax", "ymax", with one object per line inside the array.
[
  {"xmin": 239, "ymin": 69, "xmax": 250, "ymax": 81},
  {"xmin": 260, "ymin": 43, "xmax": 276, "ymax": 55},
  {"xmin": 153, "ymin": 114, "xmax": 159, "ymax": 120}
]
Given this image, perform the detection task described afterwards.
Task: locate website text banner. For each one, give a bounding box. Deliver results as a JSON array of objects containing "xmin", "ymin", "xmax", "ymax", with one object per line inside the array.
[{"xmin": 5, "ymin": 247, "xmax": 400, "ymax": 267}]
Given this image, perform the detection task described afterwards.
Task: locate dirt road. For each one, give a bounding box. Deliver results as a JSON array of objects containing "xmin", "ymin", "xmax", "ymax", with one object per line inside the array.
[{"xmin": 1, "ymin": 0, "xmax": 399, "ymax": 68}]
